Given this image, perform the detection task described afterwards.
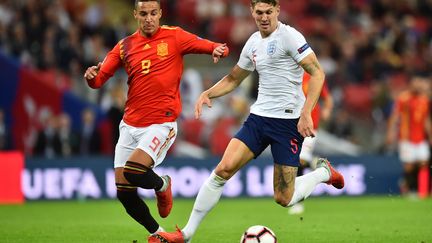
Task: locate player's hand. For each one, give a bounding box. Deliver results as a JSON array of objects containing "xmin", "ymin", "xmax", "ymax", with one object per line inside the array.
[
  {"xmin": 195, "ymin": 91, "xmax": 212, "ymax": 119},
  {"xmin": 212, "ymin": 43, "xmax": 228, "ymax": 63},
  {"xmin": 84, "ymin": 62, "xmax": 102, "ymax": 80},
  {"xmin": 298, "ymin": 112, "xmax": 315, "ymax": 138}
]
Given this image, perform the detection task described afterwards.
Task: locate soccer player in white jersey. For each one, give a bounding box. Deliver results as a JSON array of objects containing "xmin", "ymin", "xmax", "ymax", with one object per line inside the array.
[{"xmin": 151, "ymin": 1, "xmax": 345, "ymax": 242}]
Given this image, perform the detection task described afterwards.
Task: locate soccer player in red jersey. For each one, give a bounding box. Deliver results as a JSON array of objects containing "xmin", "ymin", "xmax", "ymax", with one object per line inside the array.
[
  {"xmin": 84, "ymin": 0, "xmax": 228, "ymax": 240},
  {"xmin": 386, "ymin": 75, "xmax": 432, "ymax": 198}
]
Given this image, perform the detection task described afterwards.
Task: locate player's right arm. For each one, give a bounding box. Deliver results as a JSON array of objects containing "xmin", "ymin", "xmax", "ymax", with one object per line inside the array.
[
  {"xmin": 195, "ymin": 65, "xmax": 250, "ymax": 119},
  {"xmin": 84, "ymin": 43, "xmax": 122, "ymax": 89}
]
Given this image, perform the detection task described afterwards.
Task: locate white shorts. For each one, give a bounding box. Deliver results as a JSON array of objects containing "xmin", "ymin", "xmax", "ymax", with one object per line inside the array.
[
  {"xmin": 114, "ymin": 120, "xmax": 178, "ymax": 168},
  {"xmin": 398, "ymin": 141, "xmax": 430, "ymax": 163},
  {"xmin": 299, "ymin": 134, "xmax": 317, "ymax": 163}
]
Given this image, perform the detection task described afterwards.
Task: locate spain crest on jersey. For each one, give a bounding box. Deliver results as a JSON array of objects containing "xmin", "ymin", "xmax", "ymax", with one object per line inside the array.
[{"xmin": 157, "ymin": 42, "xmax": 168, "ymax": 57}]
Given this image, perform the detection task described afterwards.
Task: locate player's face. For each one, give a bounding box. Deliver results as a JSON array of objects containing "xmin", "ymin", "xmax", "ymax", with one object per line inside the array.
[
  {"xmin": 410, "ymin": 77, "xmax": 430, "ymax": 94},
  {"xmin": 251, "ymin": 3, "xmax": 280, "ymax": 38},
  {"xmin": 134, "ymin": 1, "xmax": 162, "ymax": 37}
]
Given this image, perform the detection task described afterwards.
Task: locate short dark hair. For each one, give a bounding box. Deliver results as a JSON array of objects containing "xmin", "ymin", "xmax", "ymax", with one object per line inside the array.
[
  {"xmin": 135, "ymin": 0, "xmax": 160, "ymax": 8},
  {"xmin": 251, "ymin": 0, "xmax": 279, "ymax": 8}
]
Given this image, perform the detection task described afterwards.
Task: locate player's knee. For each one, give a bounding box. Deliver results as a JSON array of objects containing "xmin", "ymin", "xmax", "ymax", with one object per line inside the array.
[
  {"xmin": 123, "ymin": 171, "xmax": 157, "ymax": 189},
  {"xmin": 123, "ymin": 171, "xmax": 140, "ymax": 186},
  {"xmin": 214, "ymin": 164, "xmax": 236, "ymax": 180},
  {"xmin": 123, "ymin": 161, "xmax": 158, "ymax": 189},
  {"xmin": 274, "ymin": 194, "xmax": 292, "ymax": 207}
]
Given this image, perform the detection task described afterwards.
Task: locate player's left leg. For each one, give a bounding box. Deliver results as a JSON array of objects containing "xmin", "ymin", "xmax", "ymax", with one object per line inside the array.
[
  {"xmin": 269, "ymin": 118, "xmax": 343, "ymax": 207},
  {"xmin": 182, "ymin": 138, "xmax": 254, "ymax": 241},
  {"xmin": 274, "ymin": 158, "xmax": 344, "ymax": 207}
]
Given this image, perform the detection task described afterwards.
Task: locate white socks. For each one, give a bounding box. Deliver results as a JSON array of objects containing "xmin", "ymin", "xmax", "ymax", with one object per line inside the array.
[
  {"xmin": 181, "ymin": 167, "xmax": 329, "ymax": 239},
  {"xmin": 157, "ymin": 176, "xmax": 169, "ymax": 192},
  {"xmin": 287, "ymin": 167, "xmax": 330, "ymax": 207},
  {"xmin": 182, "ymin": 172, "xmax": 227, "ymax": 240},
  {"xmin": 150, "ymin": 226, "xmax": 165, "ymax": 235}
]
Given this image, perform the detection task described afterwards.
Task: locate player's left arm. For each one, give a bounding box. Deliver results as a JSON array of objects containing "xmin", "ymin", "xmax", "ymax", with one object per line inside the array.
[
  {"xmin": 298, "ymin": 52, "xmax": 325, "ymax": 137},
  {"xmin": 176, "ymin": 27, "xmax": 229, "ymax": 61}
]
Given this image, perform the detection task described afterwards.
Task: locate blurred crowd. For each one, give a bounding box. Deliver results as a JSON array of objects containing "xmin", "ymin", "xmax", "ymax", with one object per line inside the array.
[{"xmin": 1, "ymin": 0, "xmax": 432, "ymax": 157}]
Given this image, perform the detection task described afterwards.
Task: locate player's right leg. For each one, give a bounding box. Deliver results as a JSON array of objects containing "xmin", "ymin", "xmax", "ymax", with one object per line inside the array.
[
  {"xmin": 398, "ymin": 141, "xmax": 418, "ymax": 197},
  {"xmin": 152, "ymin": 138, "xmax": 255, "ymax": 243},
  {"xmin": 274, "ymin": 158, "xmax": 344, "ymax": 208}
]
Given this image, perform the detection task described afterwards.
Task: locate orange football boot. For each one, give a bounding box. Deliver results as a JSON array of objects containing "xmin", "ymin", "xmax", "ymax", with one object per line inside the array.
[
  {"xmin": 156, "ymin": 175, "xmax": 173, "ymax": 218},
  {"xmin": 317, "ymin": 158, "xmax": 345, "ymax": 189},
  {"xmin": 155, "ymin": 226, "xmax": 185, "ymax": 243}
]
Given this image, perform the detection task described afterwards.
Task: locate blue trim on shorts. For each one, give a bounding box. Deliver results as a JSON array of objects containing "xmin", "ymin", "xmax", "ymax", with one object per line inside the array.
[{"xmin": 234, "ymin": 113, "xmax": 304, "ymax": 167}]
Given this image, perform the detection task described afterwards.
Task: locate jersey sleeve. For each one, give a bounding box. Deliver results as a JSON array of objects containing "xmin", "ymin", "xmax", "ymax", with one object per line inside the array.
[
  {"xmin": 237, "ymin": 36, "xmax": 255, "ymax": 71},
  {"xmin": 176, "ymin": 27, "xmax": 228, "ymax": 56},
  {"xmin": 87, "ymin": 42, "xmax": 122, "ymax": 89},
  {"xmin": 283, "ymin": 26, "xmax": 314, "ymax": 63}
]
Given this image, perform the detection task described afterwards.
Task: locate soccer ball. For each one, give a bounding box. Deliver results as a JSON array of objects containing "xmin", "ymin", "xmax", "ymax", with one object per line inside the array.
[{"xmin": 240, "ymin": 225, "xmax": 277, "ymax": 243}]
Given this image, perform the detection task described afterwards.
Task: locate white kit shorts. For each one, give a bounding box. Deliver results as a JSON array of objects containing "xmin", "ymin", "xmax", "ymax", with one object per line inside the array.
[
  {"xmin": 398, "ymin": 140, "xmax": 430, "ymax": 163},
  {"xmin": 114, "ymin": 120, "xmax": 177, "ymax": 168}
]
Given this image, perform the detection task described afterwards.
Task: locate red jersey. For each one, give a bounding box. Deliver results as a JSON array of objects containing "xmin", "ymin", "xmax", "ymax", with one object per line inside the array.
[
  {"xmin": 302, "ymin": 73, "xmax": 330, "ymax": 129},
  {"xmin": 394, "ymin": 91, "xmax": 429, "ymax": 143},
  {"xmin": 88, "ymin": 26, "xmax": 227, "ymax": 127}
]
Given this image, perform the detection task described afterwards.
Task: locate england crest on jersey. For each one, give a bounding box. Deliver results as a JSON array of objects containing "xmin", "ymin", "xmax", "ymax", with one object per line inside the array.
[{"xmin": 267, "ymin": 40, "xmax": 277, "ymax": 56}]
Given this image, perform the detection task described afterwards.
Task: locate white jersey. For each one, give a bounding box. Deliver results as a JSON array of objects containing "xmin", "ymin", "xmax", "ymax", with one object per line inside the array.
[{"xmin": 237, "ymin": 22, "xmax": 313, "ymax": 119}]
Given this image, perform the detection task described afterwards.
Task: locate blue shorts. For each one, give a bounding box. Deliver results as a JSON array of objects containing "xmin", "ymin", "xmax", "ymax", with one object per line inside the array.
[{"xmin": 234, "ymin": 113, "xmax": 304, "ymax": 166}]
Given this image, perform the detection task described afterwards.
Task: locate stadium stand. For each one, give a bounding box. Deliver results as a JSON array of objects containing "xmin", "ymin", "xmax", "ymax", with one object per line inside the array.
[{"xmin": 0, "ymin": 0, "xmax": 432, "ymax": 157}]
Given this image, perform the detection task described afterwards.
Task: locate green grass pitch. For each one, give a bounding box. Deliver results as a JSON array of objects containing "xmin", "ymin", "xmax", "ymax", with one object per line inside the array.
[{"xmin": 1, "ymin": 196, "xmax": 431, "ymax": 242}]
